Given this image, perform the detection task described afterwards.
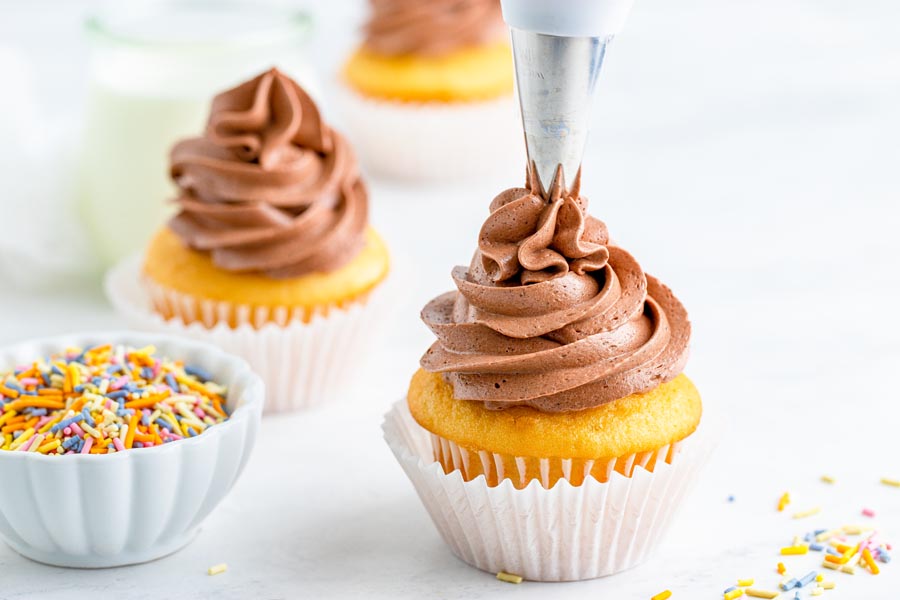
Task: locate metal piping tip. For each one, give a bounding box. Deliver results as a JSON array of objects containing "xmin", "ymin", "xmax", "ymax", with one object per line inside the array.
[{"xmin": 511, "ymin": 29, "xmax": 611, "ymax": 199}]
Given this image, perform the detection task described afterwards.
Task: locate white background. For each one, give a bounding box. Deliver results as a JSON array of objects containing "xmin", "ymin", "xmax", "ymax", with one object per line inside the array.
[{"xmin": 1, "ymin": 0, "xmax": 899, "ymax": 598}]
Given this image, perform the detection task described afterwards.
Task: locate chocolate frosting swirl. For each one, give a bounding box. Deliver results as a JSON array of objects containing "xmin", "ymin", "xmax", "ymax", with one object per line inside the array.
[
  {"xmin": 363, "ymin": 0, "xmax": 505, "ymax": 57},
  {"xmin": 420, "ymin": 169, "xmax": 691, "ymax": 412},
  {"xmin": 168, "ymin": 68, "xmax": 368, "ymax": 279}
]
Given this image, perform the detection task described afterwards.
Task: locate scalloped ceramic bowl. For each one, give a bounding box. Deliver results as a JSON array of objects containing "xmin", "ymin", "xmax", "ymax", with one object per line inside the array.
[{"xmin": 0, "ymin": 331, "xmax": 264, "ymax": 567}]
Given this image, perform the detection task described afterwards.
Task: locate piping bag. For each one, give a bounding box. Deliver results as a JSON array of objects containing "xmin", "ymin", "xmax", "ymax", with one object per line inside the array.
[{"xmin": 500, "ymin": 0, "xmax": 636, "ymax": 198}]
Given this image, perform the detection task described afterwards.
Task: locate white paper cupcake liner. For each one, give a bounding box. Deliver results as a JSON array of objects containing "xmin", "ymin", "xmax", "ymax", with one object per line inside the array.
[
  {"xmin": 383, "ymin": 399, "xmax": 714, "ymax": 582},
  {"xmin": 105, "ymin": 255, "xmax": 393, "ymax": 413},
  {"xmin": 334, "ymin": 83, "xmax": 524, "ymax": 181}
]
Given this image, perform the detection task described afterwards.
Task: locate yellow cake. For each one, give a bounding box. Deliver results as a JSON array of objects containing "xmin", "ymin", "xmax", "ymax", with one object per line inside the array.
[
  {"xmin": 144, "ymin": 226, "xmax": 390, "ymax": 327},
  {"xmin": 343, "ymin": 41, "xmax": 513, "ymax": 103},
  {"xmin": 408, "ymin": 369, "xmax": 701, "ymax": 488}
]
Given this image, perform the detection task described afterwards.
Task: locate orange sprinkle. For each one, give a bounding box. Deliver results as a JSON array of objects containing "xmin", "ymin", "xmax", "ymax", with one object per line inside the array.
[
  {"xmin": 124, "ymin": 412, "xmax": 139, "ymax": 449},
  {"xmin": 37, "ymin": 388, "xmax": 63, "ymax": 396},
  {"xmin": 0, "ymin": 385, "xmax": 20, "ymax": 399},
  {"xmin": 124, "ymin": 391, "xmax": 171, "ymax": 410},
  {"xmin": 133, "ymin": 432, "xmax": 156, "ymax": 443},
  {"xmin": 3, "ymin": 398, "xmax": 66, "ymax": 412},
  {"xmin": 862, "ymin": 548, "xmax": 880, "ymax": 575}
]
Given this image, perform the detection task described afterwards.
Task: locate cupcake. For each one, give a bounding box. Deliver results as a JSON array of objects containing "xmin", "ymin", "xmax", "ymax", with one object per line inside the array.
[
  {"xmin": 383, "ymin": 168, "xmax": 709, "ymax": 581},
  {"xmin": 337, "ymin": 0, "xmax": 522, "ymax": 179},
  {"xmin": 106, "ymin": 68, "xmax": 390, "ymax": 413}
]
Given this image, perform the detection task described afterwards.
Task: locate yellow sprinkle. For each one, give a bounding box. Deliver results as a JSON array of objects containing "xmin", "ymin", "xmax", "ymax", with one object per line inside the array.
[
  {"xmin": 781, "ymin": 545, "xmax": 809, "ymax": 555},
  {"xmin": 820, "ymin": 581, "xmax": 835, "ymax": 590},
  {"xmin": 840, "ymin": 565, "xmax": 855, "ymax": 575},
  {"xmin": 881, "ymin": 477, "xmax": 900, "ymax": 487},
  {"xmin": 650, "ymin": 591, "xmax": 672, "ymax": 600},
  {"xmin": 822, "ymin": 561, "xmax": 839, "ymax": 571},
  {"xmin": 745, "ymin": 590, "xmax": 779, "ymax": 599},
  {"xmin": 792, "ymin": 536, "xmax": 801, "ymax": 546},
  {"xmin": 737, "ymin": 578, "xmax": 754, "ymax": 587},
  {"xmin": 777, "ymin": 492, "xmax": 791, "ymax": 511},
  {"xmin": 27, "ymin": 433, "xmax": 44, "ymax": 452},
  {"xmin": 8, "ymin": 428, "xmax": 35, "ymax": 450},
  {"xmin": 842, "ymin": 525, "xmax": 865, "ymax": 535},
  {"xmin": 0, "ymin": 410, "xmax": 17, "ymax": 427},
  {"xmin": 816, "ymin": 529, "xmax": 840, "ymax": 542},
  {"xmin": 862, "ymin": 548, "xmax": 880, "ymax": 575},
  {"xmin": 724, "ymin": 590, "xmax": 744, "ymax": 600},
  {"xmin": 81, "ymin": 423, "xmax": 103, "ymax": 439},
  {"xmin": 793, "ymin": 507, "xmax": 821, "ymax": 519},
  {"xmin": 496, "ymin": 571, "xmax": 523, "ymax": 584},
  {"xmin": 37, "ymin": 439, "xmax": 61, "ymax": 454},
  {"xmin": 820, "ymin": 475, "xmax": 836, "ymax": 484},
  {"xmin": 777, "ymin": 562, "xmax": 786, "ymax": 575},
  {"xmin": 810, "ymin": 588, "xmax": 823, "ymax": 597},
  {"xmin": 207, "ymin": 563, "xmax": 227, "ymax": 576},
  {"xmin": 815, "ymin": 574, "xmax": 823, "ymax": 582}
]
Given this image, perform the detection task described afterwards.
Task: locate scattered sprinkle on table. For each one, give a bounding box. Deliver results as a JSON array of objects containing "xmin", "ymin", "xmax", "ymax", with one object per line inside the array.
[
  {"xmin": 745, "ymin": 589, "xmax": 779, "ymax": 599},
  {"xmin": 777, "ymin": 492, "xmax": 791, "ymax": 512},
  {"xmin": 862, "ymin": 508, "xmax": 876, "ymax": 518},
  {"xmin": 880, "ymin": 477, "xmax": 900, "ymax": 487},
  {"xmin": 724, "ymin": 589, "xmax": 743, "ymax": 600},
  {"xmin": 496, "ymin": 571, "xmax": 522, "ymax": 584},
  {"xmin": 0, "ymin": 344, "xmax": 229, "ymax": 455},
  {"xmin": 820, "ymin": 475, "xmax": 836, "ymax": 484},
  {"xmin": 650, "ymin": 590, "xmax": 671, "ymax": 600},
  {"xmin": 207, "ymin": 563, "xmax": 228, "ymax": 576},
  {"xmin": 793, "ymin": 507, "xmax": 821, "ymax": 519},
  {"xmin": 736, "ymin": 578, "xmax": 754, "ymax": 587}
]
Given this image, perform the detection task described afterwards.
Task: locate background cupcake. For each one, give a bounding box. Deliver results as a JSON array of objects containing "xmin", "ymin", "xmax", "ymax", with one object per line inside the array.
[
  {"xmin": 384, "ymin": 169, "xmax": 710, "ymax": 581},
  {"xmin": 107, "ymin": 68, "xmax": 391, "ymax": 413},
  {"xmin": 336, "ymin": 0, "xmax": 523, "ymax": 180}
]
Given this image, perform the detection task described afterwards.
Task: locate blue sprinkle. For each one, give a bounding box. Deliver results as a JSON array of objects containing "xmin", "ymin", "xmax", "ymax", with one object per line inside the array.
[
  {"xmin": 184, "ymin": 365, "xmax": 213, "ymax": 382},
  {"xmin": 141, "ymin": 367, "xmax": 154, "ymax": 380},
  {"xmin": 40, "ymin": 372, "xmax": 51, "ymax": 386},
  {"xmin": 106, "ymin": 390, "xmax": 129, "ymax": 400},
  {"xmin": 74, "ymin": 384, "xmax": 86, "ymax": 393},
  {"xmin": 187, "ymin": 427, "xmax": 197, "ymax": 437},
  {"xmin": 12, "ymin": 430, "xmax": 22, "ymax": 439},
  {"xmin": 156, "ymin": 418, "xmax": 172, "ymax": 431},
  {"xmin": 81, "ymin": 409, "xmax": 95, "ymax": 427},
  {"xmin": 814, "ymin": 529, "xmax": 826, "ymax": 535},
  {"xmin": 75, "ymin": 437, "xmax": 84, "ymax": 452},
  {"xmin": 780, "ymin": 578, "xmax": 799, "ymax": 591},
  {"xmin": 25, "ymin": 408, "xmax": 48, "ymax": 417},
  {"xmin": 724, "ymin": 586, "xmax": 738, "ymax": 594},
  {"xmin": 5, "ymin": 381, "xmax": 23, "ymax": 393},
  {"xmin": 51, "ymin": 365, "xmax": 64, "ymax": 376},
  {"xmin": 727, "ymin": 495, "xmax": 735, "ymax": 503},
  {"xmin": 793, "ymin": 593, "xmax": 800, "ymax": 600},
  {"xmin": 880, "ymin": 552, "xmax": 891, "ymax": 563},
  {"xmin": 133, "ymin": 441, "xmax": 143, "ymax": 448},
  {"xmin": 804, "ymin": 532, "xmax": 814, "ymax": 542},
  {"xmin": 22, "ymin": 391, "xmax": 38, "ymax": 396},
  {"xmin": 826, "ymin": 547, "xmax": 841, "ymax": 556},
  {"xmin": 51, "ymin": 414, "xmax": 85, "ymax": 433},
  {"xmin": 809, "ymin": 543, "xmax": 824, "ymax": 551},
  {"xmin": 798, "ymin": 571, "xmax": 817, "ymax": 587},
  {"xmin": 165, "ymin": 373, "xmax": 178, "ymax": 390},
  {"xmin": 141, "ymin": 412, "xmax": 150, "ymax": 427}
]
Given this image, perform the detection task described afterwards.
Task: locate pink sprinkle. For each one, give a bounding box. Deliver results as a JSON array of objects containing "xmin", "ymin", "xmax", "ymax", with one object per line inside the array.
[
  {"xmin": 15, "ymin": 364, "xmax": 29, "ymax": 372},
  {"xmin": 36, "ymin": 416, "xmax": 51, "ymax": 429},
  {"xmin": 63, "ymin": 427, "xmax": 72, "ymax": 436},
  {"xmin": 65, "ymin": 450, "xmax": 74, "ymax": 455},
  {"xmin": 863, "ymin": 508, "xmax": 876, "ymax": 518},
  {"xmin": 194, "ymin": 407, "xmax": 205, "ymax": 418},
  {"xmin": 143, "ymin": 442, "xmax": 154, "ymax": 447},
  {"xmin": 16, "ymin": 436, "xmax": 36, "ymax": 452},
  {"xmin": 167, "ymin": 434, "xmax": 183, "ymax": 441},
  {"xmin": 19, "ymin": 377, "xmax": 39, "ymax": 386},
  {"xmin": 112, "ymin": 438, "xmax": 125, "ymax": 452},
  {"xmin": 70, "ymin": 423, "xmax": 85, "ymax": 437},
  {"xmin": 80, "ymin": 436, "xmax": 93, "ymax": 454},
  {"xmin": 105, "ymin": 400, "xmax": 113, "ymax": 410},
  {"xmin": 109, "ymin": 377, "xmax": 127, "ymax": 391}
]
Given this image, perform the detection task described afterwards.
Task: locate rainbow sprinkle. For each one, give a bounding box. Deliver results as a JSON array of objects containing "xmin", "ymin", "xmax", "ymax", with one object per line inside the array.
[{"xmin": 0, "ymin": 344, "xmax": 229, "ymax": 455}]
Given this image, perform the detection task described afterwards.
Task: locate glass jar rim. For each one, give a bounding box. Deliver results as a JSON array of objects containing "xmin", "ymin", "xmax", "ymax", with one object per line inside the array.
[{"xmin": 85, "ymin": 1, "xmax": 313, "ymax": 51}]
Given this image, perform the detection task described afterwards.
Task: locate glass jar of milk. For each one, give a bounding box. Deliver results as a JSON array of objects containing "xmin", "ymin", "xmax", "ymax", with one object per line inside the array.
[{"xmin": 81, "ymin": 1, "xmax": 314, "ymax": 267}]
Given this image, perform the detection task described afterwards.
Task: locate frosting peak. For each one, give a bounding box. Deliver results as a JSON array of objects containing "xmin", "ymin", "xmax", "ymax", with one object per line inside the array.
[
  {"xmin": 168, "ymin": 68, "xmax": 367, "ymax": 279},
  {"xmin": 420, "ymin": 170, "xmax": 691, "ymax": 412},
  {"xmin": 363, "ymin": 0, "xmax": 506, "ymax": 57}
]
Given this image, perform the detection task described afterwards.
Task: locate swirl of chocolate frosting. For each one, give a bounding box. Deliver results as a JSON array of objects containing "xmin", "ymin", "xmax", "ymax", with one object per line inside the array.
[
  {"xmin": 363, "ymin": 0, "xmax": 505, "ymax": 57},
  {"xmin": 420, "ymin": 168, "xmax": 691, "ymax": 412},
  {"xmin": 168, "ymin": 68, "xmax": 368, "ymax": 279}
]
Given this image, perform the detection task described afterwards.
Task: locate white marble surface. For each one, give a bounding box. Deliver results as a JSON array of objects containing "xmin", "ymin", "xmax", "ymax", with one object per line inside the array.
[{"xmin": 1, "ymin": 0, "xmax": 899, "ymax": 598}]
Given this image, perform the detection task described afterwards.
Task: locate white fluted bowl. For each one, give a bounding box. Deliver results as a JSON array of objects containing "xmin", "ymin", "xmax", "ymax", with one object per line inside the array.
[{"xmin": 0, "ymin": 331, "xmax": 263, "ymax": 567}]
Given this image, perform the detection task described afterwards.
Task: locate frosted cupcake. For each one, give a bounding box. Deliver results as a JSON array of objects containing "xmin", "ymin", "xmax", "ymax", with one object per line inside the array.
[
  {"xmin": 337, "ymin": 0, "xmax": 522, "ymax": 179},
  {"xmin": 384, "ymin": 168, "xmax": 708, "ymax": 581},
  {"xmin": 106, "ymin": 68, "xmax": 390, "ymax": 412}
]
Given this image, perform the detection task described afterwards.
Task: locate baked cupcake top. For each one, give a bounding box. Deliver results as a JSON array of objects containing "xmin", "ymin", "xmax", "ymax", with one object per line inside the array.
[
  {"xmin": 420, "ymin": 168, "xmax": 691, "ymax": 412},
  {"xmin": 363, "ymin": 0, "xmax": 505, "ymax": 57},
  {"xmin": 168, "ymin": 68, "xmax": 368, "ymax": 279}
]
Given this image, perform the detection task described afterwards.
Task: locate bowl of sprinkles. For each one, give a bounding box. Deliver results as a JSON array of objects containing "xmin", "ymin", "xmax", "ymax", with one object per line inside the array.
[{"xmin": 0, "ymin": 331, "xmax": 263, "ymax": 567}]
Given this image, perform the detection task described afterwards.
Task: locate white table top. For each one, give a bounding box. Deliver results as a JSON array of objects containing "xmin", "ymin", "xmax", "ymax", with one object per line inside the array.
[{"xmin": 2, "ymin": 0, "xmax": 899, "ymax": 598}]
